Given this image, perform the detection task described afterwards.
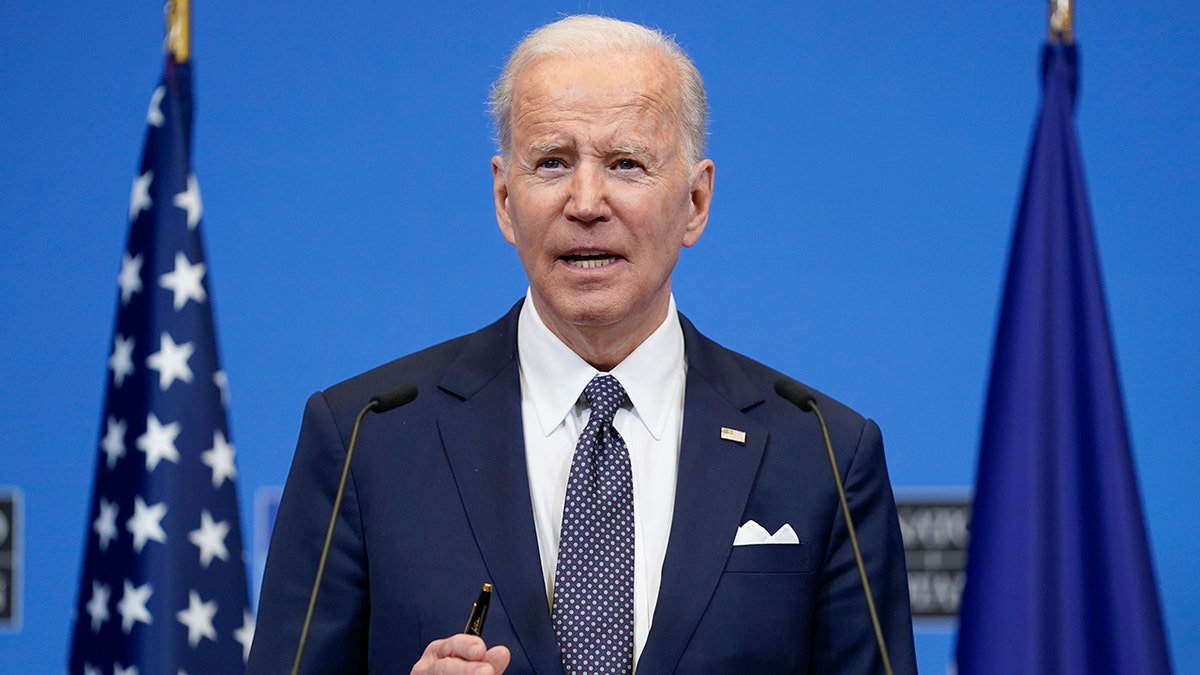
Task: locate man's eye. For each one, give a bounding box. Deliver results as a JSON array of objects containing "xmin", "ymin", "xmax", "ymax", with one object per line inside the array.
[
  {"xmin": 615, "ymin": 159, "xmax": 640, "ymax": 170},
  {"xmin": 538, "ymin": 158, "xmax": 563, "ymax": 170}
]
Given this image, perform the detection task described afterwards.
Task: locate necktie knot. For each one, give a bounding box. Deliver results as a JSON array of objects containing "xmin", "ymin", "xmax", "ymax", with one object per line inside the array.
[{"xmin": 584, "ymin": 375, "xmax": 627, "ymax": 425}]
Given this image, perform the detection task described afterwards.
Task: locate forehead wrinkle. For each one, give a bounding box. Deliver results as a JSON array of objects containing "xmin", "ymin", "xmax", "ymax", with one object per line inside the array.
[
  {"xmin": 521, "ymin": 120, "xmax": 653, "ymax": 158},
  {"xmin": 509, "ymin": 52, "xmax": 686, "ymax": 162},
  {"xmin": 526, "ymin": 99, "xmax": 670, "ymax": 145}
]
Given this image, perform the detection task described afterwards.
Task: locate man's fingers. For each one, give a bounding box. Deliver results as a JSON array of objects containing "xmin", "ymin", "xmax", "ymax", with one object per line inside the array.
[
  {"xmin": 411, "ymin": 634, "xmax": 508, "ymax": 675},
  {"xmin": 430, "ymin": 634, "xmax": 487, "ymax": 660},
  {"xmin": 484, "ymin": 645, "xmax": 511, "ymax": 673}
]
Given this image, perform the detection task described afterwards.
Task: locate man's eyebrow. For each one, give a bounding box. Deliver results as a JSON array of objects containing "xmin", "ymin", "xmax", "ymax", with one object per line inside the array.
[
  {"xmin": 527, "ymin": 141, "xmax": 568, "ymax": 156},
  {"xmin": 609, "ymin": 141, "xmax": 657, "ymax": 156},
  {"xmin": 609, "ymin": 143, "xmax": 652, "ymax": 156}
]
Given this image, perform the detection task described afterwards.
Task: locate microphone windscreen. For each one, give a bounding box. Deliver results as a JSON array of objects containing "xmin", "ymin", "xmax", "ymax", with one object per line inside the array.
[
  {"xmin": 371, "ymin": 384, "xmax": 419, "ymax": 413},
  {"xmin": 774, "ymin": 377, "xmax": 815, "ymax": 412}
]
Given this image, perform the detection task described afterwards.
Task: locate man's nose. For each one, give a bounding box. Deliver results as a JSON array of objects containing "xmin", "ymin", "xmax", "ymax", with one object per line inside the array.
[{"xmin": 564, "ymin": 163, "xmax": 611, "ymax": 225}]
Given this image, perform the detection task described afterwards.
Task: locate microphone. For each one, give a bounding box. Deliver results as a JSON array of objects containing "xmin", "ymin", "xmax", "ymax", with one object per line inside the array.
[
  {"xmin": 774, "ymin": 378, "xmax": 894, "ymax": 675},
  {"xmin": 291, "ymin": 384, "xmax": 419, "ymax": 675},
  {"xmin": 773, "ymin": 377, "xmax": 815, "ymax": 412},
  {"xmin": 371, "ymin": 383, "xmax": 419, "ymax": 413}
]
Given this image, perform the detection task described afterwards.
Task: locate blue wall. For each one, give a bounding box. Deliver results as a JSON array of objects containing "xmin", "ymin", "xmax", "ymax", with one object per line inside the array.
[{"xmin": 2, "ymin": 3, "xmax": 1197, "ymax": 672}]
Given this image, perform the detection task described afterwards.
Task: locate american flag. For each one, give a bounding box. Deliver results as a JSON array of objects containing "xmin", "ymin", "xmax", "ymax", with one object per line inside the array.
[{"xmin": 68, "ymin": 52, "xmax": 253, "ymax": 673}]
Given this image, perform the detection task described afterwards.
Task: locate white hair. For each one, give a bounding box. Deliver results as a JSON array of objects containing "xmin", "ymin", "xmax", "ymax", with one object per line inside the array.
[{"xmin": 489, "ymin": 14, "xmax": 708, "ymax": 166}]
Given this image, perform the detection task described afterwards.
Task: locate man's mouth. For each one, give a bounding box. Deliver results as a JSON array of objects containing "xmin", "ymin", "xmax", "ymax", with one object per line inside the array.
[{"xmin": 561, "ymin": 251, "xmax": 621, "ymax": 269}]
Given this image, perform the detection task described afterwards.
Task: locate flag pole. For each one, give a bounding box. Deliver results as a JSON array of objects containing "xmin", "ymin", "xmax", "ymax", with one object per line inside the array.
[
  {"xmin": 1049, "ymin": 0, "xmax": 1074, "ymax": 45},
  {"xmin": 166, "ymin": 0, "xmax": 191, "ymax": 62}
]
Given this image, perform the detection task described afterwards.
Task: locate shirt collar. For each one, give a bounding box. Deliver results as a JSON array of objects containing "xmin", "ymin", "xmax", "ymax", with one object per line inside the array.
[{"xmin": 516, "ymin": 290, "xmax": 685, "ymax": 440}]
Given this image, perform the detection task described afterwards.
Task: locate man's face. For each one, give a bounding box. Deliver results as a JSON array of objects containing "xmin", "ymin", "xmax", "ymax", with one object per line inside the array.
[{"xmin": 492, "ymin": 48, "xmax": 714, "ymax": 361}]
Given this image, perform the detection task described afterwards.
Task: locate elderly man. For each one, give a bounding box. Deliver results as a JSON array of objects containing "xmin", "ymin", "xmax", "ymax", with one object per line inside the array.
[{"xmin": 249, "ymin": 14, "xmax": 916, "ymax": 675}]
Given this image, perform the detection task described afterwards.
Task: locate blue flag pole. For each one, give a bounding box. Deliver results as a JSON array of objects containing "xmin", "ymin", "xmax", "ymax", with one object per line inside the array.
[
  {"xmin": 954, "ymin": 33, "xmax": 1172, "ymax": 675},
  {"xmin": 68, "ymin": 3, "xmax": 254, "ymax": 672}
]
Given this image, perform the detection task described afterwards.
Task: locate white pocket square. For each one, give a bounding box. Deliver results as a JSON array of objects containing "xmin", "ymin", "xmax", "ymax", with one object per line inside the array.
[{"xmin": 733, "ymin": 519, "xmax": 800, "ymax": 546}]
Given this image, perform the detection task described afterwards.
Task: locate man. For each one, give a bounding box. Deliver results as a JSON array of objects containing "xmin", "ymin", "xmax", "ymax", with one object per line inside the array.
[{"xmin": 249, "ymin": 15, "xmax": 916, "ymax": 674}]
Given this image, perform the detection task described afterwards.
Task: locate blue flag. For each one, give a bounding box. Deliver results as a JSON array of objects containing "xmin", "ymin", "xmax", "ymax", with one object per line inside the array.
[
  {"xmin": 68, "ymin": 54, "xmax": 253, "ymax": 672},
  {"xmin": 955, "ymin": 44, "xmax": 1172, "ymax": 674}
]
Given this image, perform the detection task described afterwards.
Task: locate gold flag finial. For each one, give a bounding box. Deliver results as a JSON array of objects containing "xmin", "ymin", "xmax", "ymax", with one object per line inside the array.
[
  {"xmin": 1049, "ymin": 0, "xmax": 1074, "ymax": 45},
  {"xmin": 165, "ymin": 0, "xmax": 191, "ymax": 62}
]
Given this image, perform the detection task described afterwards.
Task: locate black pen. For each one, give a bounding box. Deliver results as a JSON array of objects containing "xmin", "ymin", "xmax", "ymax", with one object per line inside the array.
[{"xmin": 464, "ymin": 583, "xmax": 492, "ymax": 636}]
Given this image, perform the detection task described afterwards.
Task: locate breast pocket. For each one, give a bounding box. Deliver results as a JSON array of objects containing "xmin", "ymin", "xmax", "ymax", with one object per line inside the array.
[
  {"xmin": 680, "ymin": 542, "xmax": 818, "ymax": 671},
  {"xmin": 724, "ymin": 542, "xmax": 813, "ymax": 574}
]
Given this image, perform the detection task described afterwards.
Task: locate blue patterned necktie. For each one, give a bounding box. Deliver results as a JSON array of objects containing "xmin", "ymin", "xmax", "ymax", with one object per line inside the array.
[{"xmin": 552, "ymin": 374, "xmax": 635, "ymax": 675}]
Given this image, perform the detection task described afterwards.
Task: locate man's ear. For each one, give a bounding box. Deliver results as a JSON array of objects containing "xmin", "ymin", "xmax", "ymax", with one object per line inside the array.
[
  {"xmin": 492, "ymin": 156, "xmax": 516, "ymax": 245},
  {"xmin": 683, "ymin": 159, "xmax": 715, "ymax": 248}
]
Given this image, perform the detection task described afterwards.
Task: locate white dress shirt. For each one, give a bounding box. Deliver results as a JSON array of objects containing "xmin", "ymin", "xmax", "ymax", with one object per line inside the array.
[{"xmin": 516, "ymin": 291, "xmax": 686, "ymax": 669}]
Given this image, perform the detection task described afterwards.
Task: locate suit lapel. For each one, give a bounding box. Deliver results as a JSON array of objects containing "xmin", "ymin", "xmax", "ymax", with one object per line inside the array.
[
  {"xmin": 437, "ymin": 303, "xmax": 565, "ymax": 675},
  {"xmin": 435, "ymin": 307, "xmax": 768, "ymax": 674},
  {"xmin": 637, "ymin": 316, "xmax": 769, "ymax": 673}
]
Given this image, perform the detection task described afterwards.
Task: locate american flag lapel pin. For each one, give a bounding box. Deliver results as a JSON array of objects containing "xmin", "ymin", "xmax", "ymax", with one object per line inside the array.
[{"xmin": 720, "ymin": 427, "xmax": 747, "ymax": 444}]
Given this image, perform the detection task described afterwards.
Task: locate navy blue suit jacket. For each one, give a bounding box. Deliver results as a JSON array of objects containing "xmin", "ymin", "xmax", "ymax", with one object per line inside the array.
[{"xmin": 248, "ymin": 302, "xmax": 917, "ymax": 673}]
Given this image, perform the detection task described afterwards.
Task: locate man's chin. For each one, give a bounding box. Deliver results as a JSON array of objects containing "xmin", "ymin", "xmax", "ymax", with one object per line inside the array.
[
  {"xmin": 553, "ymin": 305, "xmax": 626, "ymax": 331},
  {"xmin": 539, "ymin": 293, "xmax": 668, "ymax": 338}
]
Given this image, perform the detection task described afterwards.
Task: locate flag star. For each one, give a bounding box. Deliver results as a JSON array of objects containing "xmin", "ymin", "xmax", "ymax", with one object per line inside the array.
[
  {"xmin": 115, "ymin": 665, "xmax": 139, "ymax": 675},
  {"xmin": 126, "ymin": 496, "xmax": 168, "ymax": 552},
  {"xmin": 136, "ymin": 412, "xmax": 181, "ymax": 471},
  {"xmin": 117, "ymin": 579, "xmax": 154, "ymax": 633},
  {"xmin": 147, "ymin": 85, "xmax": 165, "ymax": 127},
  {"xmin": 84, "ymin": 664, "xmax": 102, "ymax": 675},
  {"xmin": 117, "ymin": 252, "xmax": 144, "ymax": 305},
  {"xmin": 93, "ymin": 497, "xmax": 120, "ymax": 552},
  {"xmin": 109, "ymin": 334, "xmax": 136, "ymax": 388},
  {"xmin": 173, "ymin": 174, "xmax": 203, "ymax": 229},
  {"xmin": 176, "ymin": 590, "xmax": 218, "ymax": 647},
  {"xmin": 85, "ymin": 581, "xmax": 111, "ymax": 632},
  {"xmin": 188, "ymin": 510, "xmax": 231, "ymax": 568},
  {"xmin": 159, "ymin": 252, "xmax": 207, "ymax": 310},
  {"xmin": 146, "ymin": 332, "xmax": 195, "ymax": 391},
  {"xmin": 213, "ymin": 370, "xmax": 230, "ymax": 406},
  {"xmin": 129, "ymin": 171, "xmax": 153, "ymax": 221},
  {"xmin": 201, "ymin": 430, "xmax": 237, "ymax": 488},
  {"xmin": 234, "ymin": 609, "xmax": 255, "ymax": 663},
  {"xmin": 101, "ymin": 416, "xmax": 128, "ymax": 470}
]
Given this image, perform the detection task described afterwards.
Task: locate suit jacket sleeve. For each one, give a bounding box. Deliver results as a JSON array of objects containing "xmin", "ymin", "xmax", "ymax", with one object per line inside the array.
[
  {"xmin": 247, "ymin": 391, "xmax": 369, "ymax": 673},
  {"xmin": 810, "ymin": 418, "xmax": 916, "ymax": 674}
]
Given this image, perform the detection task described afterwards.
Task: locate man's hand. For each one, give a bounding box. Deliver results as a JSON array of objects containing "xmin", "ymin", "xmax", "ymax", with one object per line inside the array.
[{"xmin": 409, "ymin": 634, "xmax": 511, "ymax": 675}]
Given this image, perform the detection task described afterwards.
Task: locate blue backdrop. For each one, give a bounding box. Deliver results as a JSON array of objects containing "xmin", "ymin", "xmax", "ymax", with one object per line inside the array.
[{"xmin": 1, "ymin": 3, "xmax": 1197, "ymax": 673}]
